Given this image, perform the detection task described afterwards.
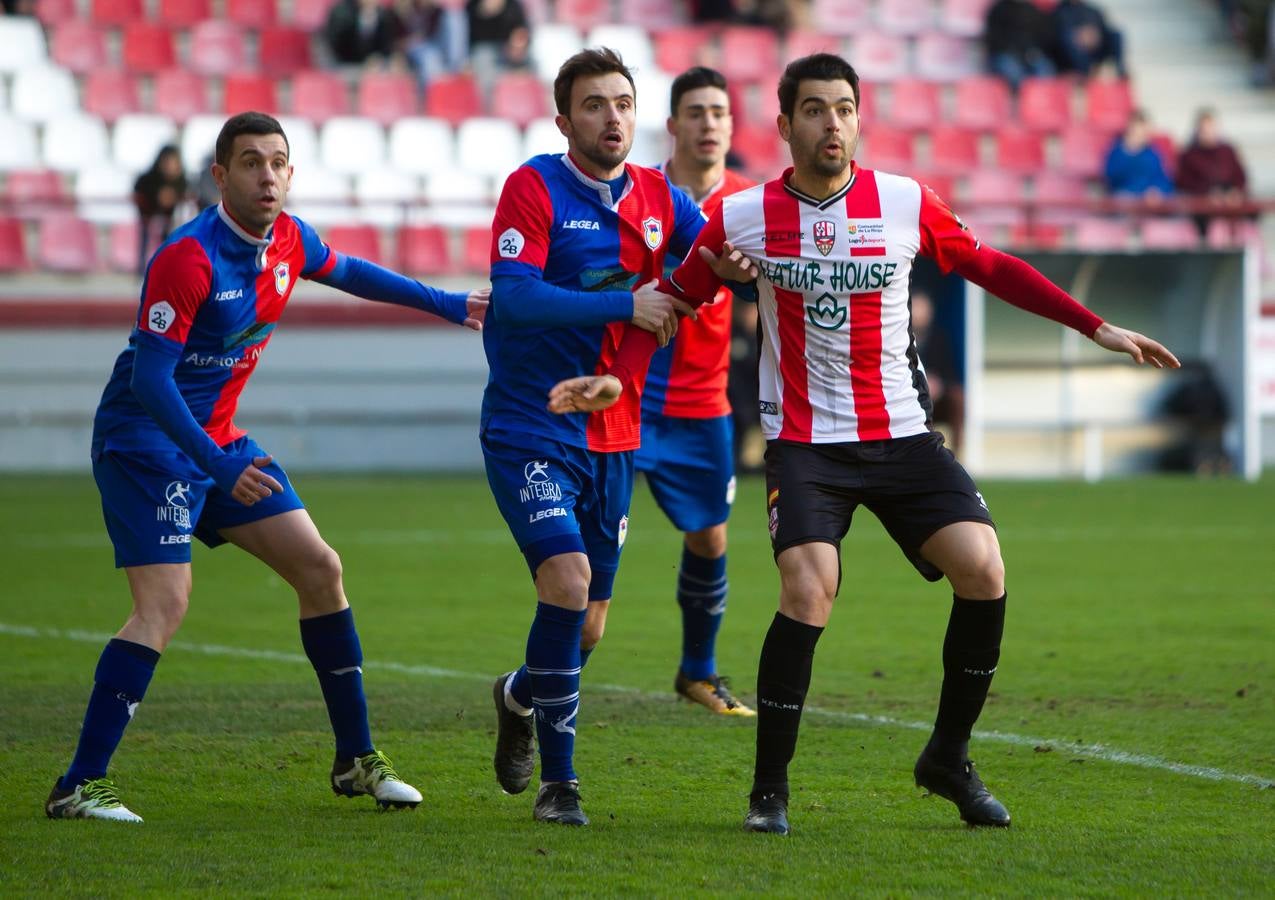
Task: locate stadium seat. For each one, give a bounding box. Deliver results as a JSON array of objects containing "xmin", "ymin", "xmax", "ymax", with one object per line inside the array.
[
  {"xmin": 556, "ymin": 0, "xmax": 611, "ymax": 30},
  {"xmin": 222, "ymin": 75, "xmax": 281, "ymax": 116},
  {"xmin": 1017, "ymin": 77, "xmax": 1073, "ymax": 132},
  {"xmin": 154, "ymin": 69, "xmax": 211, "ymax": 124},
  {"xmin": 884, "ymin": 79, "xmax": 941, "ymax": 131},
  {"xmin": 522, "ymin": 116, "xmax": 566, "ymax": 159},
  {"xmin": 913, "ymin": 32, "xmax": 979, "ymax": 81},
  {"xmin": 286, "ymin": 166, "xmax": 351, "ymax": 226},
  {"xmin": 289, "ymin": 0, "xmax": 338, "ymax": 30},
  {"xmin": 354, "ymin": 170, "xmax": 419, "ymax": 227},
  {"xmin": 964, "ymin": 169, "xmax": 1025, "ymax": 205},
  {"xmin": 652, "ymin": 26, "xmax": 713, "ymax": 76},
  {"xmin": 456, "ymin": 118, "xmax": 524, "ymax": 178},
  {"xmin": 122, "ymin": 22, "xmax": 177, "ymax": 74},
  {"xmin": 35, "ymin": 0, "xmax": 76, "ymax": 27},
  {"xmin": 422, "ymin": 169, "xmax": 490, "ymax": 206},
  {"xmin": 876, "ymin": 0, "xmax": 935, "ymax": 35},
  {"xmin": 1085, "ymin": 78, "xmax": 1134, "ymax": 133},
  {"xmin": 425, "ymin": 74, "xmax": 481, "ymax": 127},
  {"xmin": 395, "ymin": 224, "xmax": 453, "ymax": 276},
  {"xmin": 1140, "ymin": 218, "xmax": 1200, "ymax": 250},
  {"xmin": 530, "ymin": 24, "xmax": 584, "ymax": 82},
  {"xmin": 0, "ymin": 117, "xmax": 40, "ymax": 171},
  {"xmin": 859, "ymin": 123, "xmax": 915, "ymax": 171},
  {"xmin": 1032, "ymin": 171, "xmax": 1089, "ymax": 206},
  {"xmin": 42, "ymin": 113, "xmax": 112, "ymax": 173},
  {"xmin": 1008, "ymin": 220, "xmax": 1064, "ymax": 249},
  {"xmin": 358, "ymin": 72, "xmax": 420, "ymax": 125},
  {"xmin": 951, "ymin": 77, "xmax": 1011, "ymax": 130},
  {"xmin": 490, "ymin": 72, "xmax": 550, "ymax": 129},
  {"xmin": 319, "ymin": 116, "xmax": 386, "ymax": 175},
  {"xmin": 4, "ymin": 169, "xmax": 68, "ymax": 212},
  {"xmin": 1073, "ymin": 216, "xmax": 1133, "ymax": 251},
  {"xmin": 848, "ymin": 32, "xmax": 909, "ymax": 81},
  {"xmin": 84, "ymin": 70, "xmax": 143, "ymax": 124},
  {"xmin": 113, "ymin": 114, "xmax": 179, "ymax": 174},
  {"xmin": 994, "ymin": 126, "xmax": 1045, "ymax": 173},
  {"xmin": 0, "ymin": 18, "xmax": 48, "ymax": 74},
  {"xmin": 913, "ymin": 171, "xmax": 956, "ymax": 201},
  {"xmin": 811, "ymin": 0, "xmax": 872, "ymax": 36},
  {"xmin": 179, "ymin": 114, "xmax": 223, "ymax": 171},
  {"xmin": 258, "ymin": 27, "xmax": 313, "ymax": 77},
  {"xmin": 290, "ymin": 70, "xmax": 351, "ymax": 123},
  {"xmin": 940, "ymin": 0, "xmax": 994, "ymax": 37},
  {"xmin": 91, "ymin": 0, "xmax": 143, "ymax": 26},
  {"xmin": 157, "ymin": 0, "xmax": 211, "ymax": 26},
  {"xmin": 76, "ymin": 164, "xmax": 139, "ymax": 224},
  {"xmin": 0, "ymin": 216, "xmax": 29, "ymax": 271},
  {"xmin": 324, "ymin": 224, "xmax": 382, "ymax": 265},
  {"xmin": 785, "ymin": 30, "xmax": 845, "ymax": 61},
  {"xmin": 107, "ymin": 220, "xmax": 140, "ymax": 272},
  {"xmin": 11, "ymin": 67, "xmax": 79, "ymax": 124},
  {"xmin": 51, "ymin": 20, "xmax": 109, "ymax": 75},
  {"xmin": 732, "ymin": 124, "xmax": 787, "ymax": 177},
  {"xmin": 1058, "ymin": 125, "xmax": 1110, "ymax": 178},
  {"xmin": 1204, "ymin": 218, "xmax": 1238, "ymax": 249},
  {"xmin": 926, "ymin": 125, "xmax": 980, "ymax": 172},
  {"xmin": 718, "ymin": 27, "xmax": 779, "ymax": 85},
  {"xmin": 189, "ymin": 21, "xmax": 248, "ymax": 76},
  {"xmin": 856, "ymin": 81, "xmax": 878, "ymax": 121},
  {"xmin": 461, "ymin": 224, "xmax": 491, "ymax": 273},
  {"xmin": 275, "ymin": 116, "xmax": 320, "ymax": 168},
  {"xmin": 586, "ymin": 25, "xmax": 654, "ymax": 72},
  {"xmin": 37, "ymin": 213, "xmax": 99, "ymax": 272},
  {"xmin": 617, "ymin": 0, "xmax": 683, "ymax": 29},
  {"xmin": 226, "ymin": 0, "xmax": 277, "ymax": 28},
  {"xmin": 387, "ymin": 117, "xmax": 456, "ymax": 176},
  {"xmin": 633, "ymin": 68, "xmax": 674, "ymax": 131}
]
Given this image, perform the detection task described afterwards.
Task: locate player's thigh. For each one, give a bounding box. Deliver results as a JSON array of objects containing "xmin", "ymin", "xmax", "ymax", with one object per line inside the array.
[
  {"xmin": 123, "ymin": 562, "xmax": 193, "ymax": 620},
  {"xmin": 775, "ymin": 542, "xmax": 841, "ymax": 627},
  {"xmin": 92, "ymin": 446, "xmax": 213, "ymax": 568},
  {"xmin": 644, "ymin": 414, "xmax": 736, "ymax": 534},
  {"xmin": 764, "ymin": 439, "xmax": 856, "ymax": 562},
  {"xmin": 217, "ymin": 508, "xmax": 340, "ymax": 588},
  {"xmin": 576, "ymin": 448, "xmax": 635, "ymax": 603},
  {"xmin": 919, "ymin": 521, "xmax": 1005, "ymax": 599},
  {"xmin": 196, "ymin": 436, "xmax": 306, "ymax": 550}
]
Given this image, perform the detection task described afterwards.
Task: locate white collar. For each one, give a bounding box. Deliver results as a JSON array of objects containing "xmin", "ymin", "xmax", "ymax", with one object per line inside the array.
[{"xmin": 561, "ymin": 154, "xmax": 633, "ymax": 210}]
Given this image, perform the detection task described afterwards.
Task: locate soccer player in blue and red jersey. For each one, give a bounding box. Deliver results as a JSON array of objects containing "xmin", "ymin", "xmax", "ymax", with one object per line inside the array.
[
  {"xmin": 646, "ymin": 67, "xmax": 758, "ymax": 717},
  {"xmin": 483, "ymin": 49, "xmax": 752, "ymax": 826},
  {"xmin": 45, "ymin": 112, "xmax": 489, "ymax": 823}
]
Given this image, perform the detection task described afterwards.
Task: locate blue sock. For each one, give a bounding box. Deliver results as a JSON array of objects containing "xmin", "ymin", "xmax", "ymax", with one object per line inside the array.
[
  {"xmin": 579, "ymin": 645, "xmax": 594, "ymax": 668},
  {"xmin": 677, "ymin": 547, "xmax": 728, "ymax": 681},
  {"xmin": 300, "ymin": 608, "xmax": 373, "ymax": 760},
  {"xmin": 507, "ymin": 640, "xmax": 593, "ymax": 713},
  {"xmin": 526, "ymin": 602, "xmax": 585, "ymax": 783},
  {"xmin": 62, "ymin": 639, "xmax": 159, "ymax": 788}
]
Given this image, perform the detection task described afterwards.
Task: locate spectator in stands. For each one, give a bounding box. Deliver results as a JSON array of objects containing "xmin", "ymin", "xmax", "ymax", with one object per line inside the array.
[
  {"xmin": 324, "ymin": 0, "xmax": 407, "ymax": 67},
  {"xmin": 1050, "ymin": 0, "xmax": 1127, "ymax": 77},
  {"xmin": 1236, "ymin": 0, "xmax": 1274, "ymax": 85},
  {"xmin": 2, "ymin": 0, "xmax": 36, "ymax": 14},
  {"xmin": 132, "ymin": 145, "xmax": 188, "ymax": 275},
  {"xmin": 910, "ymin": 287, "xmax": 965, "ymax": 457},
  {"xmin": 1176, "ymin": 107, "xmax": 1248, "ymax": 236},
  {"xmin": 402, "ymin": 0, "xmax": 469, "ymax": 87},
  {"xmin": 1103, "ymin": 110, "xmax": 1173, "ymax": 199},
  {"xmin": 466, "ymin": 0, "xmax": 531, "ymax": 96},
  {"xmin": 984, "ymin": 0, "xmax": 1057, "ymax": 91}
]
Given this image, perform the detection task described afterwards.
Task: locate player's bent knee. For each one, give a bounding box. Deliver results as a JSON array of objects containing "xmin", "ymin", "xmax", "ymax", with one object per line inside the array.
[
  {"xmin": 951, "ymin": 555, "xmax": 1006, "ymax": 600},
  {"xmin": 581, "ymin": 618, "xmax": 605, "ymax": 649},
  {"xmin": 290, "ymin": 544, "xmax": 343, "ymax": 592},
  {"xmin": 685, "ymin": 525, "xmax": 727, "ymax": 559}
]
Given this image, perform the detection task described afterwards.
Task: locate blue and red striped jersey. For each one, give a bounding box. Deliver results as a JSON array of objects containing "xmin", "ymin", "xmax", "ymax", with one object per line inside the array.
[
  {"xmin": 92, "ymin": 203, "xmax": 335, "ymax": 452},
  {"xmin": 482, "ymin": 153, "xmax": 705, "ymax": 452}
]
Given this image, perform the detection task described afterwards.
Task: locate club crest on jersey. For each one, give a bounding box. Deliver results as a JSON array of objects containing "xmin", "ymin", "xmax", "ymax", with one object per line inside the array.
[
  {"xmin": 813, "ymin": 219, "xmax": 836, "ymax": 256},
  {"xmin": 273, "ymin": 262, "xmax": 290, "ymax": 295},
  {"xmin": 641, "ymin": 217, "xmax": 663, "ymax": 250}
]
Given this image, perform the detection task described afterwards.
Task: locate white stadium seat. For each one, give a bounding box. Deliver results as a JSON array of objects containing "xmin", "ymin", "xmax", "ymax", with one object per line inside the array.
[
  {"xmin": 585, "ymin": 25, "xmax": 654, "ymax": 73},
  {"xmin": 631, "ymin": 126, "xmax": 670, "ymax": 169},
  {"xmin": 632, "ymin": 68, "xmax": 673, "ymax": 132},
  {"xmin": 388, "ymin": 117, "xmax": 455, "ymax": 176},
  {"xmin": 0, "ymin": 115, "xmax": 40, "ymax": 171},
  {"xmin": 522, "ymin": 117, "xmax": 566, "ymax": 159},
  {"xmin": 531, "ymin": 24, "xmax": 584, "ymax": 82},
  {"xmin": 319, "ymin": 116, "xmax": 386, "ymax": 176},
  {"xmin": 422, "ymin": 169, "xmax": 489, "ymax": 205},
  {"xmin": 180, "ymin": 114, "xmax": 224, "ymax": 173},
  {"xmin": 455, "ymin": 117, "xmax": 523, "ymax": 178},
  {"xmin": 42, "ymin": 113, "xmax": 112, "ymax": 173},
  {"xmin": 276, "ymin": 116, "xmax": 320, "ymax": 170},
  {"xmin": 75, "ymin": 164, "xmax": 136, "ymax": 224},
  {"xmin": 113, "ymin": 114, "xmax": 179, "ymax": 175},
  {"xmin": 11, "ymin": 67, "xmax": 79, "ymax": 123},
  {"xmin": 0, "ymin": 18, "xmax": 48, "ymax": 74},
  {"xmin": 354, "ymin": 170, "xmax": 421, "ymax": 227},
  {"xmin": 287, "ymin": 166, "xmax": 352, "ymax": 226}
]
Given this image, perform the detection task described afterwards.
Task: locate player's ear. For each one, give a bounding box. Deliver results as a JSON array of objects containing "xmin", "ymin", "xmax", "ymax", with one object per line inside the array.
[
  {"xmin": 554, "ymin": 114, "xmax": 571, "ymax": 139},
  {"xmin": 776, "ymin": 114, "xmax": 791, "ymax": 142},
  {"xmin": 666, "ymin": 115, "xmax": 676, "ymax": 137},
  {"xmin": 211, "ymin": 163, "xmax": 227, "ymax": 192}
]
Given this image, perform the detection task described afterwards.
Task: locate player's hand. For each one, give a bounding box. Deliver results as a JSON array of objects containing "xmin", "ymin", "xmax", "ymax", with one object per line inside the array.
[
  {"xmin": 463, "ymin": 287, "xmax": 490, "ymax": 331},
  {"xmin": 631, "ymin": 279, "xmax": 695, "ymax": 347},
  {"xmin": 547, "ymin": 375, "xmax": 623, "ymax": 414},
  {"xmin": 699, "ymin": 241, "xmax": 759, "ymax": 283},
  {"xmin": 230, "ymin": 456, "xmax": 284, "ymax": 506},
  {"xmin": 1091, "ymin": 323, "xmax": 1181, "ymax": 369}
]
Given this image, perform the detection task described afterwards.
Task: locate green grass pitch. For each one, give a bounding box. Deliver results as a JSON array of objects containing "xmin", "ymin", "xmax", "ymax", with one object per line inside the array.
[{"xmin": 1, "ymin": 473, "xmax": 1272, "ymax": 896}]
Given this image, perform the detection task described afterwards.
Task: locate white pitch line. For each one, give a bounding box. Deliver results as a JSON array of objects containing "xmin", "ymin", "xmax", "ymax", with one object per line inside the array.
[{"xmin": 2, "ymin": 622, "xmax": 1271, "ymax": 790}]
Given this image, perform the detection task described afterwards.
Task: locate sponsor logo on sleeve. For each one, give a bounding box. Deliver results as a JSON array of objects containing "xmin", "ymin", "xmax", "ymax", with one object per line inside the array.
[
  {"xmin": 759, "ymin": 400, "xmax": 779, "ymax": 415},
  {"xmin": 498, "ymin": 228, "xmax": 525, "ymax": 258},
  {"xmin": 147, "ymin": 300, "xmax": 176, "ymax": 334}
]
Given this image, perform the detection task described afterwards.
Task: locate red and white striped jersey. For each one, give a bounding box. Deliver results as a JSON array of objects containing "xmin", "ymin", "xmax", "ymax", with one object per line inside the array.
[{"xmin": 668, "ymin": 162, "xmax": 980, "ymax": 444}]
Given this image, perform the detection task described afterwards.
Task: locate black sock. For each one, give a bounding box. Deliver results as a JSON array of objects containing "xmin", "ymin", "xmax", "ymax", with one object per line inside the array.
[
  {"xmin": 927, "ymin": 593, "xmax": 1006, "ymax": 764},
  {"xmin": 752, "ymin": 612, "xmax": 824, "ymax": 799}
]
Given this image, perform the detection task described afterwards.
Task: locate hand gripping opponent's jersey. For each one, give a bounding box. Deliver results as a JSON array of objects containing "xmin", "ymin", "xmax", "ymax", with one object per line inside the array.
[
  {"xmin": 92, "ymin": 203, "xmax": 335, "ymax": 452},
  {"xmin": 482, "ymin": 152, "xmax": 704, "ymax": 452},
  {"xmin": 642, "ymin": 166, "xmax": 755, "ymax": 419}
]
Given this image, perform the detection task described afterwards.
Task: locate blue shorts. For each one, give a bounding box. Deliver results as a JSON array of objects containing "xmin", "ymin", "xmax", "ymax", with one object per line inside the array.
[
  {"xmin": 635, "ymin": 412, "xmax": 735, "ymax": 533},
  {"xmin": 92, "ymin": 436, "xmax": 305, "ymax": 568},
  {"xmin": 481, "ymin": 430, "xmax": 634, "ymax": 601}
]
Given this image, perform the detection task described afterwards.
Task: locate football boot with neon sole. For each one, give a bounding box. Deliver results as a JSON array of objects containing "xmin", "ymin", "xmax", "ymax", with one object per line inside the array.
[
  {"xmin": 674, "ymin": 671, "xmax": 756, "ymax": 717},
  {"xmin": 331, "ymin": 750, "xmax": 421, "ymax": 809},
  {"xmin": 45, "ymin": 777, "xmax": 143, "ymax": 823}
]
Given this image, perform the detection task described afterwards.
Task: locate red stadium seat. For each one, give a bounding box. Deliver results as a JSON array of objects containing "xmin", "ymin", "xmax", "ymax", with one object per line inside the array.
[
  {"xmin": 91, "ymin": 0, "xmax": 142, "ymax": 26},
  {"xmin": 913, "ymin": 172, "xmax": 956, "ymax": 201},
  {"xmin": 884, "ymin": 78, "xmax": 941, "ymax": 131},
  {"xmin": 940, "ymin": 0, "xmax": 994, "ymax": 37},
  {"xmin": 876, "ymin": 0, "xmax": 934, "ymax": 35},
  {"xmin": 153, "ymin": 69, "xmax": 210, "ymax": 122},
  {"xmin": 1008, "ymin": 221, "xmax": 1064, "ymax": 248},
  {"xmin": 617, "ymin": 0, "xmax": 682, "ymax": 28},
  {"xmin": 107, "ymin": 220, "xmax": 140, "ymax": 273},
  {"xmin": 1085, "ymin": 78, "xmax": 1134, "ymax": 133},
  {"xmin": 1073, "ymin": 216, "xmax": 1133, "ymax": 251},
  {"xmin": 4, "ymin": 169, "xmax": 68, "ymax": 210},
  {"xmin": 653, "ymin": 27, "xmax": 713, "ymax": 75},
  {"xmin": 1032, "ymin": 171, "xmax": 1089, "ymax": 206},
  {"xmin": 785, "ymin": 30, "xmax": 844, "ymax": 62},
  {"xmin": 290, "ymin": 0, "xmax": 338, "ymax": 30},
  {"xmin": 860, "ymin": 123, "xmax": 914, "ymax": 171},
  {"xmin": 226, "ymin": 0, "xmax": 277, "ymax": 28},
  {"xmin": 926, "ymin": 125, "xmax": 980, "ymax": 172},
  {"xmin": 848, "ymin": 32, "xmax": 909, "ymax": 81},
  {"xmin": 222, "ymin": 74, "xmax": 280, "ymax": 115},
  {"xmin": 0, "ymin": 217, "xmax": 29, "ymax": 271},
  {"xmin": 994, "ymin": 126, "xmax": 1045, "ymax": 173},
  {"xmin": 50, "ymin": 20, "xmax": 109, "ymax": 75},
  {"xmin": 951, "ymin": 77, "xmax": 1011, "ymax": 130},
  {"xmin": 122, "ymin": 22, "xmax": 177, "ymax": 74},
  {"xmin": 189, "ymin": 21, "xmax": 248, "ymax": 76},
  {"xmin": 1017, "ymin": 77, "xmax": 1072, "ymax": 132},
  {"xmin": 732, "ymin": 124, "xmax": 787, "ymax": 177},
  {"xmin": 37, "ymin": 214, "xmax": 99, "ymax": 273},
  {"xmin": 425, "ymin": 73, "xmax": 481, "ymax": 126},
  {"xmin": 811, "ymin": 0, "xmax": 871, "ymax": 36},
  {"xmin": 964, "ymin": 169, "xmax": 1025, "ymax": 205},
  {"xmin": 1058, "ymin": 125, "xmax": 1110, "ymax": 178},
  {"xmin": 359, "ymin": 71, "xmax": 420, "ymax": 126},
  {"xmin": 913, "ymin": 32, "xmax": 978, "ymax": 81},
  {"xmin": 325, "ymin": 225, "xmax": 381, "ymax": 265},
  {"xmin": 718, "ymin": 27, "xmax": 779, "ymax": 85},
  {"xmin": 490, "ymin": 72, "xmax": 550, "ymax": 129},
  {"xmin": 258, "ymin": 27, "xmax": 313, "ymax": 77},
  {"xmin": 291, "ymin": 69, "xmax": 351, "ymax": 122},
  {"xmin": 396, "ymin": 225, "xmax": 453, "ymax": 276},
  {"xmin": 856, "ymin": 81, "xmax": 878, "ymax": 121},
  {"xmin": 158, "ymin": 0, "xmax": 211, "ymax": 26},
  {"xmin": 556, "ymin": 0, "xmax": 611, "ymax": 30},
  {"xmin": 1140, "ymin": 218, "xmax": 1199, "ymax": 250},
  {"xmin": 84, "ymin": 70, "xmax": 142, "ymax": 123},
  {"xmin": 461, "ymin": 224, "xmax": 491, "ymax": 273},
  {"xmin": 35, "ymin": 0, "xmax": 76, "ymax": 26}
]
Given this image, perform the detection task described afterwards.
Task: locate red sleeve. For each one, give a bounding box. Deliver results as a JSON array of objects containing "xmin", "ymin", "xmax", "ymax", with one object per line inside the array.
[
  {"xmin": 917, "ymin": 184, "xmax": 981, "ymax": 274},
  {"xmin": 136, "ymin": 237, "xmax": 212, "ymax": 349},
  {"xmin": 954, "ymin": 245, "xmax": 1104, "ymax": 338},
  {"xmin": 490, "ymin": 166, "xmax": 552, "ymax": 271}
]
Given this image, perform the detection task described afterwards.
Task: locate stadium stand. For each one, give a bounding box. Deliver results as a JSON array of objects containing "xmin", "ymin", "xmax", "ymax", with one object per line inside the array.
[
  {"xmin": 0, "ymin": 217, "xmax": 30, "ymax": 271},
  {"xmin": 50, "ymin": 20, "xmax": 110, "ymax": 75},
  {"xmin": 84, "ymin": 70, "xmax": 143, "ymax": 124}
]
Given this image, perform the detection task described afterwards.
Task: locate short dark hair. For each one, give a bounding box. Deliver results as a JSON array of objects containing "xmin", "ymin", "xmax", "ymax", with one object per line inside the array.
[
  {"xmin": 215, "ymin": 111, "xmax": 289, "ymax": 168},
  {"xmin": 669, "ymin": 66, "xmax": 728, "ymax": 117},
  {"xmin": 553, "ymin": 47, "xmax": 636, "ymax": 117},
  {"xmin": 776, "ymin": 54, "xmax": 861, "ymax": 120}
]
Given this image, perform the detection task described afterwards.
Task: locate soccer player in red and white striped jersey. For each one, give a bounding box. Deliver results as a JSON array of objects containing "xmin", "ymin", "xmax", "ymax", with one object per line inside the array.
[{"xmin": 552, "ymin": 53, "xmax": 1179, "ymax": 835}]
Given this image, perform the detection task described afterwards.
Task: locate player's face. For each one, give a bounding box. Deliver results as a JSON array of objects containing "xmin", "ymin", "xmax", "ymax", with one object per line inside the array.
[
  {"xmin": 212, "ymin": 133, "xmax": 293, "ymax": 235},
  {"xmin": 779, "ymin": 79, "xmax": 860, "ymax": 182},
  {"xmin": 557, "ymin": 72, "xmax": 635, "ymax": 179},
  {"xmin": 668, "ymin": 86, "xmax": 732, "ymax": 170}
]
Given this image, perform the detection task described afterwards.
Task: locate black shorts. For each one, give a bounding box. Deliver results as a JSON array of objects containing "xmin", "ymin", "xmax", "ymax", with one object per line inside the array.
[{"xmin": 764, "ymin": 432, "xmax": 995, "ymax": 582}]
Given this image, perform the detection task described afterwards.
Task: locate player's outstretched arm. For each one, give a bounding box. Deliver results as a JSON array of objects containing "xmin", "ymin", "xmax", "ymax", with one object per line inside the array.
[
  {"xmin": 316, "ymin": 253, "xmax": 484, "ymax": 329},
  {"xmin": 1091, "ymin": 322, "xmax": 1180, "ymax": 368}
]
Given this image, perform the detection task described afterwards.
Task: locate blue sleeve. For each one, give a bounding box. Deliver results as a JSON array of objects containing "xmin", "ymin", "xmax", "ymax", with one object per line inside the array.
[
  {"xmin": 316, "ymin": 252, "xmax": 470, "ymax": 325},
  {"xmin": 129, "ymin": 344, "xmax": 256, "ymax": 493},
  {"xmin": 491, "ymin": 274, "xmax": 633, "ymax": 329}
]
